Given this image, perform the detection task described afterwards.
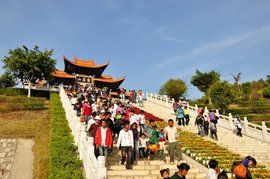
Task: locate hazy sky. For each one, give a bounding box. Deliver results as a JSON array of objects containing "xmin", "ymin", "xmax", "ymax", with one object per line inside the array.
[{"xmin": 1, "ymin": 0, "xmax": 270, "ymax": 99}]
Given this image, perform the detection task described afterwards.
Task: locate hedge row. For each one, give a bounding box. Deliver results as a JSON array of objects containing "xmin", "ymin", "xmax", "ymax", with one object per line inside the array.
[
  {"xmin": 49, "ymin": 93, "xmax": 83, "ymax": 179},
  {"xmin": 0, "ymin": 87, "xmax": 50, "ymax": 99},
  {"xmin": 227, "ymin": 106, "xmax": 270, "ymax": 115},
  {"xmin": 236, "ymin": 100, "xmax": 270, "ymax": 107}
]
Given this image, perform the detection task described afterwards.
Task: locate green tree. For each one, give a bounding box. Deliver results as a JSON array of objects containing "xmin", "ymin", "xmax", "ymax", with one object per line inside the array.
[
  {"xmin": 241, "ymin": 82, "xmax": 252, "ymax": 100},
  {"xmin": 160, "ymin": 79, "xmax": 187, "ymax": 101},
  {"xmin": 262, "ymin": 86, "xmax": 270, "ymax": 99},
  {"xmin": 190, "ymin": 69, "xmax": 220, "ymax": 104},
  {"xmin": 2, "ymin": 45, "xmax": 56, "ymax": 97},
  {"xmin": 0, "ymin": 72, "xmax": 17, "ymax": 87},
  {"xmin": 159, "ymin": 85, "xmax": 166, "ymax": 95},
  {"xmin": 266, "ymin": 75, "xmax": 270, "ymax": 85},
  {"xmin": 209, "ymin": 81, "xmax": 234, "ymax": 113}
]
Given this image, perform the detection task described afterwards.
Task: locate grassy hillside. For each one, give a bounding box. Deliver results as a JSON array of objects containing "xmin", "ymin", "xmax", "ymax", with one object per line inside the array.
[
  {"xmin": 228, "ymin": 99, "xmax": 270, "ymax": 127},
  {"xmin": 0, "ymin": 94, "xmax": 50, "ymax": 178}
]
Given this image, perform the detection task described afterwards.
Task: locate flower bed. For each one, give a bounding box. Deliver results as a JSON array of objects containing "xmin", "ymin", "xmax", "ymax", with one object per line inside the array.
[
  {"xmin": 133, "ymin": 106, "xmax": 163, "ymax": 121},
  {"xmin": 155, "ymin": 118, "xmax": 270, "ymax": 178}
]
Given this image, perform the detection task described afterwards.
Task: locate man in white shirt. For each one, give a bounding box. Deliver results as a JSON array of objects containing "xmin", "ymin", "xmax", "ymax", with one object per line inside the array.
[
  {"xmin": 129, "ymin": 109, "xmax": 139, "ymax": 126},
  {"xmin": 117, "ymin": 121, "xmax": 134, "ymax": 169},
  {"xmin": 164, "ymin": 119, "xmax": 182, "ymax": 164},
  {"xmin": 207, "ymin": 159, "xmax": 219, "ymax": 179}
]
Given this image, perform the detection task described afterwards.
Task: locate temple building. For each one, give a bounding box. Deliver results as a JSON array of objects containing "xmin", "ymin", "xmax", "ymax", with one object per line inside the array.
[{"xmin": 51, "ymin": 56, "xmax": 125, "ymax": 90}]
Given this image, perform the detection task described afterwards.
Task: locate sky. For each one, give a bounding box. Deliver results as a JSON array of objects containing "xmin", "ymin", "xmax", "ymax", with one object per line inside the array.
[{"xmin": 1, "ymin": 0, "xmax": 270, "ymax": 99}]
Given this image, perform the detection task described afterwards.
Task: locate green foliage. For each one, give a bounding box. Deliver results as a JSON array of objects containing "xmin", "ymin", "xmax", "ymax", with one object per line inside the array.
[
  {"xmin": 49, "ymin": 93, "xmax": 83, "ymax": 179},
  {"xmin": 159, "ymin": 85, "xmax": 166, "ymax": 95},
  {"xmin": 241, "ymin": 82, "xmax": 252, "ymax": 100},
  {"xmin": 191, "ymin": 69, "xmax": 220, "ymax": 104},
  {"xmin": 0, "ymin": 87, "xmax": 50, "ymax": 99},
  {"xmin": 190, "ymin": 69, "xmax": 220, "ymax": 94},
  {"xmin": 2, "ymin": 45, "xmax": 56, "ymax": 97},
  {"xmin": 160, "ymin": 79, "xmax": 187, "ymax": 100},
  {"xmin": 227, "ymin": 106, "xmax": 270, "ymax": 115},
  {"xmin": 262, "ymin": 86, "xmax": 270, "ymax": 99},
  {"xmin": 210, "ymin": 81, "xmax": 234, "ymax": 113},
  {"xmin": 266, "ymin": 75, "xmax": 270, "ymax": 85},
  {"xmin": 0, "ymin": 72, "xmax": 17, "ymax": 87}
]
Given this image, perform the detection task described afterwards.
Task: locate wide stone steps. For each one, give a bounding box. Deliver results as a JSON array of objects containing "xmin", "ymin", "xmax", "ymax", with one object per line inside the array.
[
  {"xmin": 107, "ymin": 160, "xmax": 206, "ymax": 179},
  {"xmin": 137, "ymin": 101, "xmax": 270, "ymax": 168}
]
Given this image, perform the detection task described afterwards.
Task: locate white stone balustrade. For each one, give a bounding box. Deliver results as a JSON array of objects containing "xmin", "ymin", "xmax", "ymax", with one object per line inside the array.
[
  {"xmin": 59, "ymin": 87, "xmax": 106, "ymax": 179},
  {"xmin": 146, "ymin": 92, "xmax": 270, "ymax": 143}
]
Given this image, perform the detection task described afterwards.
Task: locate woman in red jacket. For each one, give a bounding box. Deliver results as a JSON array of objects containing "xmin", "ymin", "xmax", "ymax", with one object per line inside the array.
[{"xmin": 95, "ymin": 119, "xmax": 113, "ymax": 157}]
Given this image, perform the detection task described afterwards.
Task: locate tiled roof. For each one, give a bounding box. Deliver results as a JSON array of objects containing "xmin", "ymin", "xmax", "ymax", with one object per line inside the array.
[
  {"xmin": 94, "ymin": 77, "xmax": 125, "ymax": 83},
  {"xmin": 52, "ymin": 70, "xmax": 75, "ymax": 78},
  {"xmin": 63, "ymin": 56, "xmax": 109, "ymax": 68}
]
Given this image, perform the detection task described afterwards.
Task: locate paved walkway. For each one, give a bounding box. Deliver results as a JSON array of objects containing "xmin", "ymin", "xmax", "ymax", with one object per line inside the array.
[
  {"xmin": 9, "ymin": 139, "xmax": 34, "ymax": 179},
  {"xmin": 135, "ymin": 101, "xmax": 270, "ymax": 168},
  {"xmin": 0, "ymin": 139, "xmax": 17, "ymax": 179}
]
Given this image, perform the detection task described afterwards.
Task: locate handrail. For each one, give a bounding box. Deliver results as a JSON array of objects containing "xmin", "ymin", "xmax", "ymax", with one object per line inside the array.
[
  {"xmin": 146, "ymin": 92, "xmax": 270, "ymax": 143},
  {"xmin": 59, "ymin": 87, "xmax": 106, "ymax": 179}
]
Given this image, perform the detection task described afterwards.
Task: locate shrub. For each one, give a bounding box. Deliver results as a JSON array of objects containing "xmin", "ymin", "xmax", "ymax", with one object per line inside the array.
[
  {"xmin": 49, "ymin": 93, "xmax": 83, "ymax": 179},
  {"xmin": 262, "ymin": 86, "xmax": 270, "ymax": 99}
]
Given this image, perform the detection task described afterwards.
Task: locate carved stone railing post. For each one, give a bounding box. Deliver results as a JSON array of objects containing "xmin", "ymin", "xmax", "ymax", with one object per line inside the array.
[
  {"xmin": 146, "ymin": 91, "xmax": 270, "ymax": 143},
  {"xmin": 97, "ymin": 156, "xmax": 106, "ymax": 179},
  {"xmin": 215, "ymin": 109, "xmax": 220, "ymax": 117},
  {"xmin": 228, "ymin": 113, "xmax": 234, "ymax": 130},
  {"xmin": 195, "ymin": 104, "xmax": 198, "ymax": 112},
  {"xmin": 204, "ymin": 107, "xmax": 209, "ymax": 114},
  {"xmin": 243, "ymin": 117, "xmax": 249, "ymax": 135},
  {"xmin": 262, "ymin": 122, "xmax": 268, "ymax": 141}
]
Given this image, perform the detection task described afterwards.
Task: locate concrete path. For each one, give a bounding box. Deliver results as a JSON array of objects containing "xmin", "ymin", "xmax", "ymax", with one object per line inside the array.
[
  {"xmin": 9, "ymin": 139, "xmax": 34, "ymax": 179},
  {"xmin": 135, "ymin": 101, "xmax": 270, "ymax": 168}
]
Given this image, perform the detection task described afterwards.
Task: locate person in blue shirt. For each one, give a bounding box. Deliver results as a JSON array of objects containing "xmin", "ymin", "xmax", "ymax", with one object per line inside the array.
[{"xmin": 176, "ymin": 105, "xmax": 185, "ymax": 126}]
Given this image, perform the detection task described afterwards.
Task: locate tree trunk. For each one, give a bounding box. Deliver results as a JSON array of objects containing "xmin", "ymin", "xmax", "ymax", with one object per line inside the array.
[
  {"xmin": 28, "ymin": 82, "xmax": 31, "ymax": 98},
  {"xmin": 208, "ymin": 93, "xmax": 212, "ymax": 105}
]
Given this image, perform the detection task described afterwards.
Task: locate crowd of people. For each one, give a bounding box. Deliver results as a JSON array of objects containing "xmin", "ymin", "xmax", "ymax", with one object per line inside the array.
[
  {"xmin": 65, "ymin": 85, "xmax": 256, "ymax": 178},
  {"xmin": 173, "ymin": 102, "xmax": 244, "ymax": 140},
  {"xmin": 66, "ymin": 84, "xmax": 181, "ymax": 171},
  {"xmin": 159, "ymin": 156, "xmax": 257, "ymax": 179}
]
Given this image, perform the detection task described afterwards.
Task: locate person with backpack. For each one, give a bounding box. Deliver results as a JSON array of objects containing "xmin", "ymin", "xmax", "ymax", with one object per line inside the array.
[{"xmin": 232, "ymin": 156, "xmax": 257, "ymax": 179}]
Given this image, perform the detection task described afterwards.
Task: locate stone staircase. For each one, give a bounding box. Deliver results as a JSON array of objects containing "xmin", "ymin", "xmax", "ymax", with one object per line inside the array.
[
  {"xmin": 106, "ymin": 141, "xmax": 207, "ymax": 179},
  {"xmin": 106, "ymin": 147, "xmax": 206, "ymax": 179},
  {"xmin": 107, "ymin": 161, "xmax": 206, "ymax": 179},
  {"xmin": 136, "ymin": 101, "xmax": 270, "ymax": 168}
]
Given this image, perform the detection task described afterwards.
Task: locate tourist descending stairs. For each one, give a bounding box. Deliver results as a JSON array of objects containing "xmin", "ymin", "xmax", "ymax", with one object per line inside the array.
[
  {"xmin": 106, "ymin": 145, "xmax": 207, "ymax": 179},
  {"xmin": 136, "ymin": 100, "xmax": 270, "ymax": 168}
]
